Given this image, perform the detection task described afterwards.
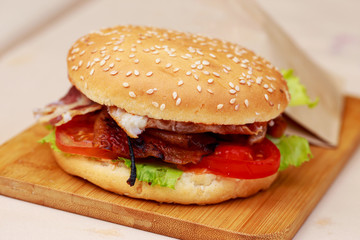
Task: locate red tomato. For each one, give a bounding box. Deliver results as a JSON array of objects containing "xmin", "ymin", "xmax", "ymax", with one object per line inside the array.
[
  {"xmin": 55, "ymin": 113, "xmax": 118, "ymax": 159},
  {"xmin": 182, "ymin": 138, "xmax": 280, "ymax": 179}
]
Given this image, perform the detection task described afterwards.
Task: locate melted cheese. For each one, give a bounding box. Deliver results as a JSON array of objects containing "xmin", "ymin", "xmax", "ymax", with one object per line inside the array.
[{"xmin": 108, "ymin": 106, "xmax": 148, "ymax": 138}]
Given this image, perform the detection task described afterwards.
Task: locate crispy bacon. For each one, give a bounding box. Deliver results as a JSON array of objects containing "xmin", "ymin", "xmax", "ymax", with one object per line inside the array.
[
  {"xmin": 93, "ymin": 110, "xmax": 216, "ymax": 165},
  {"xmin": 34, "ymin": 86, "xmax": 101, "ymax": 126}
]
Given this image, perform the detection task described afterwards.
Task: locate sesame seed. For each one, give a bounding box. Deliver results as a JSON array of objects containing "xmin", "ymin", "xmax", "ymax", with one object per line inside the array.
[
  {"xmin": 94, "ymin": 58, "xmax": 100, "ymax": 62},
  {"xmin": 152, "ymin": 101, "xmax": 159, "ymax": 107},
  {"xmin": 178, "ymin": 80, "xmax": 184, "ymax": 86},
  {"xmin": 115, "ymin": 57, "xmax": 121, "ymax": 62},
  {"xmin": 203, "ymin": 70, "xmax": 210, "ymax": 75},
  {"xmin": 155, "ymin": 58, "xmax": 161, "ymax": 64},
  {"xmin": 80, "ymin": 75, "xmax": 84, "ymax": 81},
  {"xmin": 104, "ymin": 55, "xmax": 111, "ymax": 60},
  {"xmin": 129, "ymin": 54, "xmax": 135, "ymax": 58},
  {"xmin": 234, "ymin": 104, "xmax": 239, "ymax": 111},
  {"xmin": 229, "ymin": 89, "xmax": 236, "ymax": 94},
  {"xmin": 191, "ymin": 64, "xmax": 196, "ymax": 69},
  {"xmin": 72, "ymin": 66, "xmax": 78, "ymax": 71},
  {"xmin": 197, "ymin": 85, "xmax": 202, "ymax": 92},
  {"xmin": 207, "ymin": 89, "xmax": 214, "ymax": 94},
  {"xmin": 165, "ymin": 63, "xmax": 172, "ymax": 69},
  {"xmin": 263, "ymin": 84, "xmax": 269, "ymax": 89},
  {"xmin": 129, "ymin": 91, "xmax": 136, "ymax": 98},
  {"xmin": 268, "ymin": 88, "xmax": 274, "ymax": 93},
  {"xmin": 90, "ymin": 69, "xmax": 95, "ymax": 75},
  {"xmin": 256, "ymin": 77, "xmax": 262, "ymax": 84},
  {"xmin": 146, "ymin": 89, "xmax": 155, "ymax": 94},
  {"xmin": 264, "ymin": 94, "xmax": 269, "ymax": 101},
  {"xmin": 79, "ymin": 50, "xmax": 86, "ymax": 56},
  {"xmin": 229, "ymin": 82, "xmax": 235, "ymax": 88},
  {"xmin": 217, "ymin": 104, "xmax": 223, "ymax": 110},
  {"xmin": 126, "ymin": 71, "xmax": 132, "ymax": 77},
  {"xmin": 109, "ymin": 63, "xmax": 115, "ymax": 68},
  {"xmin": 110, "ymin": 70, "xmax": 118, "ymax": 76},
  {"xmin": 207, "ymin": 78, "xmax": 214, "ymax": 84},
  {"xmin": 172, "ymin": 92, "xmax": 177, "ymax": 99},
  {"xmin": 202, "ymin": 60, "xmax": 210, "ymax": 66},
  {"xmin": 255, "ymin": 112, "xmax": 260, "ymax": 115},
  {"xmin": 176, "ymin": 98, "xmax": 181, "ymax": 106},
  {"xmin": 160, "ymin": 104, "xmax": 165, "ymax": 111},
  {"xmin": 146, "ymin": 71, "xmax": 153, "ymax": 77},
  {"xmin": 143, "ymin": 48, "xmax": 150, "ymax": 53},
  {"xmin": 193, "ymin": 74, "xmax": 199, "ymax": 80},
  {"xmin": 186, "ymin": 71, "xmax": 192, "ymax": 76},
  {"xmin": 209, "ymin": 53, "xmax": 216, "ymax": 58},
  {"xmin": 232, "ymin": 57, "xmax": 240, "ymax": 63},
  {"xmin": 212, "ymin": 72, "xmax": 220, "ymax": 77},
  {"xmin": 100, "ymin": 60, "xmax": 106, "ymax": 66},
  {"xmin": 173, "ymin": 67, "xmax": 180, "ymax": 73},
  {"xmin": 235, "ymin": 85, "xmax": 240, "ymax": 91},
  {"xmin": 226, "ymin": 54, "xmax": 233, "ymax": 58},
  {"xmin": 240, "ymin": 63, "xmax": 248, "ymax": 68},
  {"xmin": 277, "ymin": 104, "xmax": 281, "ymax": 109},
  {"xmin": 117, "ymin": 48, "xmax": 124, "ymax": 52},
  {"xmin": 244, "ymin": 99, "xmax": 249, "ymax": 107},
  {"xmin": 113, "ymin": 46, "xmax": 119, "ymax": 51},
  {"xmin": 103, "ymin": 67, "xmax": 110, "ymax": 72},
  {"xmin": 122, "ymin": 82, "xmax": 129, "ymax": 88},
  {"xmin": 230, "ymin": 98, "xmax": 236, "ymax": 104},
  {"xmin": 134, "ymin": 70, "xmax": 139, "ymax": 76}
]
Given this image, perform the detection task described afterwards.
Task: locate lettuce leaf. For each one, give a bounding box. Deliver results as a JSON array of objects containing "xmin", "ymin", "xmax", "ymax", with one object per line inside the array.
[
  {"xmin": 268, "ymin": 135, "xmax": 313, "ymax": 171},
  {"xmin": 281, "ymin": 69, "xmax": 319, "ymax": 108},
  {"xmin": 38, "ymin": 130, "xmax": 61, "ymax": 152},
  {"xmin": 116, "ymin": 157, "xmax": 183, "ymax": 189}
]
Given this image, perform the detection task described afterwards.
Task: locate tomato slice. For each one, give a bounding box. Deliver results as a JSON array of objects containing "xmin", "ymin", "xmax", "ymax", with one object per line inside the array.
[
  {"xmin": 181, "ymin": 138, "xmax": 280, "ymax": 179},
  {"xmin": 55, "ymin": 113, "xmax": 119, "ymax": 159}
]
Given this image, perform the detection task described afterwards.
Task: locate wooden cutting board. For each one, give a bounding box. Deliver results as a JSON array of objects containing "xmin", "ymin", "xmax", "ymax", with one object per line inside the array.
[{"xmin": 1, "ymin": 96, "xmax": 360, "ymax": 240}]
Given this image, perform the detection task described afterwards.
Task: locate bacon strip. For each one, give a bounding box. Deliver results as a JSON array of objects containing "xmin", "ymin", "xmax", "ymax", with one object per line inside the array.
[{"xmin": 34, "ymin": 86, "xmax": 101, "ymax": 126}]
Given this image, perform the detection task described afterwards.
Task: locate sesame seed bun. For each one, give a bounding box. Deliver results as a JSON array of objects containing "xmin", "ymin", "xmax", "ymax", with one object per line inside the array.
[
  {"xmin": 52, "ymin": 150, "xmax": 278, "ymax": 204},
  {"xmin": 67, "ymin": 25, "xmax": 289, "ymax": 125}
]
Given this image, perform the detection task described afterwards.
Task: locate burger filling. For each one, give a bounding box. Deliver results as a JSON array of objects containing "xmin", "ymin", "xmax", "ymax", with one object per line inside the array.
[{"xmin": 36, "ymin": 87, "xmax": 309, "ymax": 188}]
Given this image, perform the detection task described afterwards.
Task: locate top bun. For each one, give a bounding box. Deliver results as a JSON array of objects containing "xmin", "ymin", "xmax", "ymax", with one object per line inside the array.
[{"xmin": 67, "ymin": 25, "xmax": 289, "ymax": 125}]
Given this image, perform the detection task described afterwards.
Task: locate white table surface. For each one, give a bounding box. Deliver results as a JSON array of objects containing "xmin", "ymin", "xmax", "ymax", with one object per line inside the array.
[{"xmin": 1, "ymin": 0, "xmax": 359, "ymax": 239}]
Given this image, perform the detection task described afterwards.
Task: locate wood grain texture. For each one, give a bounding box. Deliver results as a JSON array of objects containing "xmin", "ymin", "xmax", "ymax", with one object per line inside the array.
[{"xmin": 1, "ymin": 96, "xmax": 359, "ymax": 240}]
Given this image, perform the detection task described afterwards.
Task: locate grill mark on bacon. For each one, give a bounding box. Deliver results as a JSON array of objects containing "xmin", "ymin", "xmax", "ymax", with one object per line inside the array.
[{"xmin": 93, "ymin": 110, "xmax": 216, "ymax": 165}]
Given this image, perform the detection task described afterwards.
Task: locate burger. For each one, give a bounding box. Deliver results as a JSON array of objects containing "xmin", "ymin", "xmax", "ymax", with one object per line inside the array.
[{"xmin": 35, "ymin": 25, "xmax": 312, "ymax": 204}]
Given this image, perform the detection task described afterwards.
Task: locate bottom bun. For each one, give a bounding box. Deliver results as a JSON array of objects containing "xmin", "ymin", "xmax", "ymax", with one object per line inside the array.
[{"xmin": 53, "ymin": 150, "xmax": 278, "ymax": 205}]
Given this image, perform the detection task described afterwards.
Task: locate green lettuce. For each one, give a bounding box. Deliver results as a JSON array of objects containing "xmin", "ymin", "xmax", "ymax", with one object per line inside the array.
[
  {"xmin": 115, "ymin": 157, "xmax": 183, "ymax": 189},
  {"xmin": 268, "ymin": 135, "xmax": 313, "ymax": 171},
  {"xmin": 38, "ymin": 130, "xmax": 61, "ymax": 152},
  {"xmin": 281, "ymin": 69, "xmax": 319, "ymax": 108}
]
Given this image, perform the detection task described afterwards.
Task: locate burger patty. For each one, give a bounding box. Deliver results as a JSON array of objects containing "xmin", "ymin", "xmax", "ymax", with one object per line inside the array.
[{"xmin": 93, "ymin": 110, "xmax": 217, "ymax": 165}]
